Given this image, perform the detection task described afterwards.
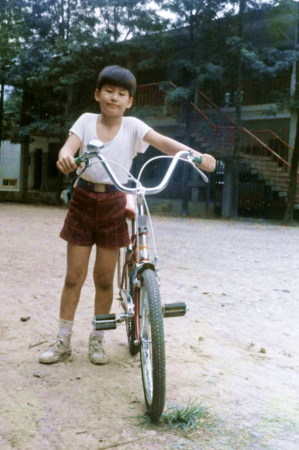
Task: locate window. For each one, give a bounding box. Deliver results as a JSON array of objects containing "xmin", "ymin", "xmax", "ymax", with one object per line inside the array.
[{"xmin": 2, "ymin": 178, "xmax": 18, "ymax": 188}]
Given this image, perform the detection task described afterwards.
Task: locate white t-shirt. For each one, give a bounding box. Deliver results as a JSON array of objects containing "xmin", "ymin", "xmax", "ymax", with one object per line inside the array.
[{"xmin": 70, "ymin": 113, "xmax": 152, "ymax": 184}]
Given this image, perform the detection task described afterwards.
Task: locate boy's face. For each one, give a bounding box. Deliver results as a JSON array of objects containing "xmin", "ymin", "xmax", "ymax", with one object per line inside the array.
[{"xmin": 95, "ymin": 84, "xmax": 133, "ymax": 117}]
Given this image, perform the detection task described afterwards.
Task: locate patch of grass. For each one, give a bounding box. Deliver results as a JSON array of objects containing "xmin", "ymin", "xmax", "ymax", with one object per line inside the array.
[
  {"xmin": 133, "ymin": 400, "xmax": 215, "ymax": 435},
  {"xmin": 161, "ymin": 400, "xmax": 213, "ymax": 432}
]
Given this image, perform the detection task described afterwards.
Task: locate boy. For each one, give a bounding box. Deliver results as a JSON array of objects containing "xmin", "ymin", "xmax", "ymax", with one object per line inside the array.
[{"xmin": 39, "ymin": 65, "xmax": 216, "ymax": 365}]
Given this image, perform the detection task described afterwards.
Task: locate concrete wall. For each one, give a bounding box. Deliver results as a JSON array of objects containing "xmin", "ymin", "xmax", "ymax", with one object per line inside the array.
[
  {"xmin": 225, "ymin": 104, "xmax": 291, "ymax": 140},
  {"xmin": 0, "ymin": 141, "xmax": 21, "ymax": 191},
  {"xmin": 224, "ymin": 103, "xmax": 293, "ymax": 162}
]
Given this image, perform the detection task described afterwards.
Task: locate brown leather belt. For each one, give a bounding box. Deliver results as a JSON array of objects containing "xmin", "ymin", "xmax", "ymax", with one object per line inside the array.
[{"xmin": 77, "ymin": 178, "xmax": 118, "ymax": 193}]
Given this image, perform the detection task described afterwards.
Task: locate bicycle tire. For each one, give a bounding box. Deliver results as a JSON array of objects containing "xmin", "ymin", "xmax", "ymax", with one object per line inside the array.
[
  {"xmin": 118, "ymin": 248, "xmax": 140, "ymax": 356},
  {"xmin": 139, "ymin": 268, "xmax": 166, "ymax": 422}
]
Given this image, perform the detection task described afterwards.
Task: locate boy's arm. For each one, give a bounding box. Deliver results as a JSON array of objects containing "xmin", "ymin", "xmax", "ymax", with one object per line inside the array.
[
  {"xmin": 56, "ymin": 133, "xmax": 82, "ymax": 174},
  {"xmin": 144, "ymin": 129, "xmax": 216, "ymax": 172}
]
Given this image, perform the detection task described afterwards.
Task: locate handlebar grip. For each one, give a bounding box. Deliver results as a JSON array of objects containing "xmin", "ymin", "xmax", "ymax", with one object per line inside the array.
[
  {"xmin": 74, "ymin": 155, "xmax": 84, "ymax": 165},
  {"xmin": 193, "ymin": 156, "xmax": 202, "ymax": 165}
]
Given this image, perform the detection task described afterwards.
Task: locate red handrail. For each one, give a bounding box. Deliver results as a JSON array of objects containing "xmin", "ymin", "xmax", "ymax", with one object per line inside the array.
[{"xmin": 251, "ymin": 129, "xmax": 294, "ymax": 152}]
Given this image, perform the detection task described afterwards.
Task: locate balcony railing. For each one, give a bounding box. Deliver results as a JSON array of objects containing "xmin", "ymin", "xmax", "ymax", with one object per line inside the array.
[
  {"xmin": 215, "ymin": 77, "xmax": 291, "ymax": 106},
  {"xmin": 135, "ymin": 81, "xmax": 176, "ymax": 107}
]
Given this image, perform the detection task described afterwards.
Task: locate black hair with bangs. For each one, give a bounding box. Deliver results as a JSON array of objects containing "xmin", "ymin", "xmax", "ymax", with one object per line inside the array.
[{"xmin": 96, "ymin": 65, "xmax": 137, "ymax": 97}]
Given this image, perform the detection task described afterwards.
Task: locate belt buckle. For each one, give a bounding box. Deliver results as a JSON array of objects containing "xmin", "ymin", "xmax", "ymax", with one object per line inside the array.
[{"xmin": 94, "ymin": 184, "xmax": 106, "ymax": 193}]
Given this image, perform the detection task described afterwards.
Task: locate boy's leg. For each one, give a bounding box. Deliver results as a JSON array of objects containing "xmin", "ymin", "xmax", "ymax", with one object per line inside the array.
[
  {"xmin": 39, "ymin": 243, "xmax": 92, "ymax": 364},
  {"xmin": 93, "ymin": 246, "xmax": 119, "ymax": 315},
  {"xmin": 89, "ymin": 246, "xmax": 119, "ymax": 364},
  {"xmin": 60, "ymin": 243, "xmax": 92, "ymax": 320}
]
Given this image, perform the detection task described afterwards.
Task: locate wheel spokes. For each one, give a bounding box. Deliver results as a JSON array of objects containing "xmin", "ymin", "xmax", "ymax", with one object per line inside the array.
[{"xmin": 141, "ymin": 289, "xmax": 153, "ymax": 403}]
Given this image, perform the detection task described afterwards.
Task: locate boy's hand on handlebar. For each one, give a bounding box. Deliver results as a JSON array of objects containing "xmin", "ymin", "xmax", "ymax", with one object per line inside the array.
[
  {"xmin": 56, "ymin": 155, "xmax": 78, "ymax": 174},
  {"xmin": 196, "ymin": 153, "xmax": 216, "ymax": 172}
]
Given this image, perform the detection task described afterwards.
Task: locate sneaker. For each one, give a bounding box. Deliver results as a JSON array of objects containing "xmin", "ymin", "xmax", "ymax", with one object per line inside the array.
[
  {"xmin": 89, "ymin": 334, "xmax": 109, "ymax": 365},
  {"xmin": 39, "ymin": 337, "xmax": 72, "ymax": 364}
]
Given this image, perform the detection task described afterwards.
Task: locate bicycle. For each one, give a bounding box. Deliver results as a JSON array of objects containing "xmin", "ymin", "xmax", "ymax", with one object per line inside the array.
[{"xmin": 75, "ymin": 140, "xmax": 209, "ymax": 422}]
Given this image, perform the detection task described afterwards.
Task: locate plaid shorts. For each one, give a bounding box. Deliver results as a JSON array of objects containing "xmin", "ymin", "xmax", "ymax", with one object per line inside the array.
[{"xmin": 60, "ymin": 186, "xmax": 130, "ymax": 248}]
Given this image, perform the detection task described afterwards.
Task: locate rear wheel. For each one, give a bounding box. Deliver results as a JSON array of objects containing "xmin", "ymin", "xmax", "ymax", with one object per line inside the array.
[
  {"xmin": 118, "ymin": 248, "xmax": 140, "ymax": 356},
  {"xmin": 139, "ymin": 269, "xmax": 165, "ymax": 422}
]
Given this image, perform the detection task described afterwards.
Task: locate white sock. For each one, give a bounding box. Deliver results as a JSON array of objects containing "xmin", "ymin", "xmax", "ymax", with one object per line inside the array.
[
  {"xmin": 58, "ymin": 318, "xmax": 73, "ymax": 338},
  {"xmin": 91, "ymin": 318, "xmax": 104, "ymax": 339}
]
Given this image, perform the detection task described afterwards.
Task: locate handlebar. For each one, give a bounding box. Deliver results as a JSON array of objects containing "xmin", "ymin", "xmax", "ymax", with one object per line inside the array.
[{"xmin": 74, "ymin": 140, "xmax": 208, "ymax": 196}]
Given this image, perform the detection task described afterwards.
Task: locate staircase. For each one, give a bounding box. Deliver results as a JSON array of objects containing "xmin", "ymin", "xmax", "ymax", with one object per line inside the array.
[
  {"xmin": 135, "ymin": 82, "xmax": 299, "ymax": 205},
  {"xmin": 192, "ymin": 88, "xmax": 299, "ymax": 204}
]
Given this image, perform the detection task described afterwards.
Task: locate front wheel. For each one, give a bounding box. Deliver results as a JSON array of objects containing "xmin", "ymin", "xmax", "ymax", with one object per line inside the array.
[{"xmin": 139, "ymin": 269, "xmax": 166, "ymax": 422}]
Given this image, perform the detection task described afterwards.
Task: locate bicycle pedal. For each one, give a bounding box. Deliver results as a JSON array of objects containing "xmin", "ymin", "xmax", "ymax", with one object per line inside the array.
[
  {"xmin": 93, "ymin": 314, "xmax": 117, "ymax": 330},
  {"xmin": 162, "ymin": 302, "xmax": 188, "ymax": 318}
]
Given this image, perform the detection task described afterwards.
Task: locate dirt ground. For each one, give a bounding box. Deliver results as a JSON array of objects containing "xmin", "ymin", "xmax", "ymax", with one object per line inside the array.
[{"xmin": 1, "ymin": 203, "xmax": 299, "ymax": 450}]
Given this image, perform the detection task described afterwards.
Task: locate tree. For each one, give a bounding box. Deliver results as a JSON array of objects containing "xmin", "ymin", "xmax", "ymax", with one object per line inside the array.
[
  {"xmin": 95, "ymin": 0, "xmax": 166, "ymax": 42},
  {"xmin": 0, "ymin": 0, "xmax": 27, "ymax": 142},
  {"xmin": 154, "ymin": 1, "xmax": 230, "ymax": 214},
  {"xmin": 8, "ymin": 0, "xmax": 111, "ymax": 138},
  {"xmin": 193, "ymin": 0, "xmax": 297, "ymax": 218},
  {"xmin": 227, "ymin": 0, "xmax": 298, "ymax": 222},
  {"xmin": 3, "ymin": 0, "xmax": 168, "ymax": 141},
  {"xmin": 220, "ymin": 0, "xmax": 247, "ymax": 218},
  {"xmin": 283, "ymin": 0, "xmax": 299, "ymax": 223},
  {"xmin": 284, "ymin": 121, "xmax": 299, "ymax": 222},
  {"xmin": 156, "ymin": 0, "xmax": 228, "ymax": 82},
  {"xmin": 1, "ymin": 0, "xmax": 108, "ymax": 197}
]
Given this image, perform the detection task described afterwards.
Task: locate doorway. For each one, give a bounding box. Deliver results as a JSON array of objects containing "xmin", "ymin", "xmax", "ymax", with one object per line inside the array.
[{"xmin": 33, "ymin": 148, "xmax": 42, "ymax": 189}]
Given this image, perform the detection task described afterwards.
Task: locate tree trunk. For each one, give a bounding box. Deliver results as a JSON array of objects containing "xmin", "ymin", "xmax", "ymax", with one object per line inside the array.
[
  {"xmin": 283, "ymin": 3, "xmax": 299, "ymax": 223},
  {"xmin": 181, "ymin": 100, "xmax": 192, "ymax": 215},
  {"xmin": 222, "ymin": 158, "xmax": 239, "ymax": 218},
  {"xmin": 20, "ymin": 136, "xmax": 30, "ymax": 200},
  {"xmin": 283, "ymin": 110, "xmax": 299, "ymax": 223},
  {"xmin": 0, "ymin": 80, "xmax": 4, "ymax": 144},
  {"xmin": 19, "ymin": 86, "xmax": 31, "ymax": 200},
  {"xmin": 225, "ymin": 0, "xmax": 246, "ymax": 218}
]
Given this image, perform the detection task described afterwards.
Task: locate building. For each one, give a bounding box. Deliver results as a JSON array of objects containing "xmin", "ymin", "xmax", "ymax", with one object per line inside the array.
[
  {"xmin": 1, "ymin": 1, "xmax": 298, "ymax": 217},
  {"xmin": 0, "ymin": 137, "xmax": 61, "ymax": 203}
]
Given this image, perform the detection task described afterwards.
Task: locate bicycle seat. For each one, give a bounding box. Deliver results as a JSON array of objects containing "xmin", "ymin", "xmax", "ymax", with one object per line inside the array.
[{"xmin": 125, "ymin": 194, "xmax": 136, "ymax": 220}]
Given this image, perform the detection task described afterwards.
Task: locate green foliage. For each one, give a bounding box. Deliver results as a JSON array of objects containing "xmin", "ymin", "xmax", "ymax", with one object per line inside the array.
[
  {"xmin": 240, "ymin": 47, "xmax": 295, "ymax": 77},
  {"xmin": 0, "ymin": 0, "xmax": 28, "ymax": 82},
  {"xmin": 165, "ymin": 87, "xmax": 193, "ymax": 104},
  {"xmin": 1, "ymin": 0, "xmax": 173, "ymax": 140},
  {"xmin": 2, "ymin": 88, "xmax": 22, "ymax": 140},
  {"xmin": 156, "ymin": 0, "xmax": 228, "ymax": 29},
  {"xmin": 195, "ymin": 63, "xmax": 224, "ymax": 85},
  {"xmin": 96, "ymin": 0, "xmax": 167, "ymax": 41},
  {"xmin": 1, "ymin": 0, "xmax": 297, "ymax": 142},
  {"xmin": 262, "ymin": 0, "xmax": 298, "ymax": 43}
]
